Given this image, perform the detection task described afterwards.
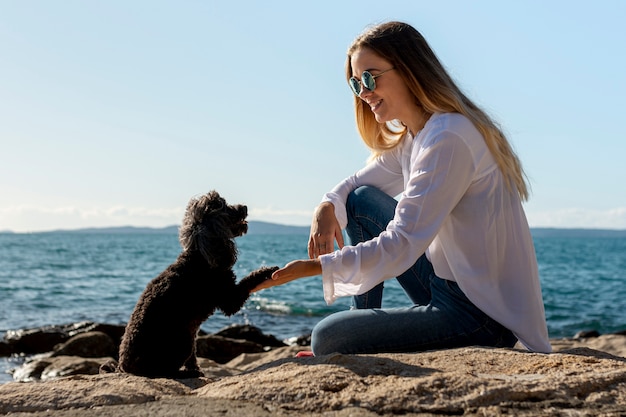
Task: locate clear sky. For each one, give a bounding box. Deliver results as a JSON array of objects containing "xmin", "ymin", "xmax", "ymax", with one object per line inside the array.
[{"xmin": 1, "ymin": 1, "xmax": 625, "ymax": 233}]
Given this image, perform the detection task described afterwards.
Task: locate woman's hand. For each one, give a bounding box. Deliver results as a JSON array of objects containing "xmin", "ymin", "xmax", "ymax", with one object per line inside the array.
[
  {"xmin": 251, "ymin": 259, "xmax": 322, "ymax": 292},
  {"xmin": 308, "ymin": 202, "xmax": 344, "ymax": 258}
]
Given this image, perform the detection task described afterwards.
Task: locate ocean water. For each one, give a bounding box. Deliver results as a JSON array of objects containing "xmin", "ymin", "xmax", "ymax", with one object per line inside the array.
[{"xmin": 1, "ymin": 231, "xmax": 625, "ymax": 382}]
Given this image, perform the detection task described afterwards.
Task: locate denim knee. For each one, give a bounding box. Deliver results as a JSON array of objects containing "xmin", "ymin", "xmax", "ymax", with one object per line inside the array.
[
  {"xmin": 310, "ymin": 312, "xmax": 351, "ymax": 355},
  {"xmin": 346, "ymin": 186, "xmax": 378, "ymax": 217},
  {"xmin": 310, "ymin": 316, "xmax": 332, "ymax": 355}
]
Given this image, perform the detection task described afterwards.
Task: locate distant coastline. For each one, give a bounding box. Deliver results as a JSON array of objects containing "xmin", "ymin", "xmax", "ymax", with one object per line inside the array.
[
  {"xmin": 1, "ymin": 222, "xmax": 625, "ymax": 237},
  {"xmin": 0, "ymin": 221, "xmax": 310, "ymax": 236}
]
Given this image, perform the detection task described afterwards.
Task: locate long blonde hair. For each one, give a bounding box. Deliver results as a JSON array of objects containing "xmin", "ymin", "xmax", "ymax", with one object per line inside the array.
[{"xmin": 347, "ymin": 21, "xmax": 529, "ymax": 200}]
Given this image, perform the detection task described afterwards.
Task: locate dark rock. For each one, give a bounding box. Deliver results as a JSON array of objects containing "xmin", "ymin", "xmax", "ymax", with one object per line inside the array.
[
  {"xmin": 0, "ymin": 340, "xmax": 12, "ymax": 357},
  {"xmin": 195, "ymin": 334, "xmax": 264, "ymax": 364},
  {"xmin": 290, "ymin": 333, "xmax": 312, "ymax": 346},
  {"xmin": 2, "ymin": 322, "xmax": 126, "ymax": 356},
  {"xmin": 10, "ymin": 355, "xmax": 53, "ymax": 382},
  {"xmin": 90, "ymin": 323, "xmax": 127, "ymax": 346},
  {"xmin": 214, "ymin": 324, "xmax": 286, "ymax": 348},
  {"xmin": 4, "ymin": 322, "xmax": 97, "ymax": 354},
  {"xmin": 12, "ymin": 356, "xmax": 113, "ymax": 382},
  {"xmin": 51, "ymin": 331, "xmax": 117, "ymax": 358},
  {"xmin": 574, "ymin": 330, "xmax": 601, "ymax": 339}
]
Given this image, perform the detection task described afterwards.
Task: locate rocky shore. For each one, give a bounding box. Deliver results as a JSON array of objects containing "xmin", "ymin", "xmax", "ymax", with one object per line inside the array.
[{"xmin": 1, "ymin": 322, "xmax": 626, "ymax": 416}]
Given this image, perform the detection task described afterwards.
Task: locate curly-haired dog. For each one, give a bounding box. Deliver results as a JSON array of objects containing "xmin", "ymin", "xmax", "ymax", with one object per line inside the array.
[{"xmin": 109, "ymin": 191, "xmax": 278, "ymax": 378}]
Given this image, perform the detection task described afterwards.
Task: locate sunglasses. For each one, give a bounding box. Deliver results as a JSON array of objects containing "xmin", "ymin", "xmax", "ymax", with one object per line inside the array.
[{"xmin": 349, "ymin": 67, "xmax": 395, "ymax": 96}]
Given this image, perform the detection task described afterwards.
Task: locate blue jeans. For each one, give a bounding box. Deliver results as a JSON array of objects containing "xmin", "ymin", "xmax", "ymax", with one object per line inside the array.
[{"xmin": 311, "ymin": 186, "xmax": 517, "ymax": 355}]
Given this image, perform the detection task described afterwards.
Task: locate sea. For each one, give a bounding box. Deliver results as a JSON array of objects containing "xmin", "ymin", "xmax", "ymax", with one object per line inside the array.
[{"xmin": 1, "ymin": 226, "xmax": 625, "ymax": 383}]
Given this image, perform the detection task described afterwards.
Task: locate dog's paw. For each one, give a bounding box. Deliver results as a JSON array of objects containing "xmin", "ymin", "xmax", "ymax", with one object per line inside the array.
[
  {"xmin": 239, "ymin": 266, "xmax": 279, "ymax": 290},
  {"xmin": 258, "ymin": 265, "xmax": 279, "ymax": 278}
]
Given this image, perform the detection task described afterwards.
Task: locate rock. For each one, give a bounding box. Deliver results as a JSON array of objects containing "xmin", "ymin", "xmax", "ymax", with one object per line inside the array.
[
  {"xmin": 285, "ymin": 333, "xmax": 312, "ymax": 346},
  {"xmin": 196, "ymin": 357, "xmax": 242, "ymax": 379},
  {"xmin": 0, "ymin": 373, "xmax": 200, "ymax": 414},
  {"xmin": 197, "ymin": 346, "xmax": 626, "ymax": 416},
  {"xmin": 89, "ymin": 323, "xmax": 127, "ymax": 346},
  {"xmin": 3, "ymin": 322, "xmax": 93, "ymax": 355},
  {"xmin": 224, "ymin": 345, "xmax": 304, "ymax": 372},
  {"xmin": 195, "ymin": 334, "xmax": 265, "ymax": 363},
  {"xmin": 574, "ymin": 329, "xmax": 601, "ymax": 339},
  {"xmin": 1, "ymin": 345, "xmax": 625, "ymax": 416},
  {"xmin": 11, "ymin": 355, "xmax": 113, "ymax": 382},
  {"xmin": 51, "ymin": 331, "xmax": 117, "ymax": 358},
  {"xmin": 214, "ymin": 324, "xmax": 287, "ymax": 348},
  {"xmin": 551, "ymin": 334, "xmax": 626, "ymax": 358},
  {"xmin": 2, "ymin": 322, "xmax": 125, "ymax": 356},
  {"xmin": 0, "ymin": 342, "xmax": 11, "ymax": 357}
]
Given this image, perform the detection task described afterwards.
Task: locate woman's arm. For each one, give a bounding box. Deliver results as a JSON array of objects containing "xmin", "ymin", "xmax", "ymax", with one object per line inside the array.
[{"xmin": 251, "ymin": 259, "xmax": 322, "ymax": 292}]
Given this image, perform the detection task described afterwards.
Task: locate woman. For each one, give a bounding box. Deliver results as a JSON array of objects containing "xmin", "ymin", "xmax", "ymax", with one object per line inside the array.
[{"xmin": 255, "ymin": 21, "xmax": 551, "ymax": 355}]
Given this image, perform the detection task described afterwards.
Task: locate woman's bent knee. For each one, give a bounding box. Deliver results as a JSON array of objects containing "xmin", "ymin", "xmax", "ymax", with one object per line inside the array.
[{"xmin": 310, "ymin": 311, "xmax": 358, "ymax": 355}]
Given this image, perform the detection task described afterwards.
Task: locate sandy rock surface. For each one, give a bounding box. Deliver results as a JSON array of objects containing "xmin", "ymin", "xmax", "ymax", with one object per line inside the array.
[
  {"xmin": 198, "ymin": 346, "xmax": 626, "ymax": 416},
  {"xmin": 1, "ymin": 338, "xmax": 626, "ymax": 416}
]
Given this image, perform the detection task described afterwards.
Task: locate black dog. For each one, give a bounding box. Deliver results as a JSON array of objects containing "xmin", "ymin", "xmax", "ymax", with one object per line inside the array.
[{"xmin": 110, "ymin": 191, "xmax": 277, "ymax": 378}]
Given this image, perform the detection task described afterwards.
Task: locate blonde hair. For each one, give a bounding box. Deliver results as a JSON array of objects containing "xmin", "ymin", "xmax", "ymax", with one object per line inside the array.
[{"xmin": 347, "ymin": 21, "xmax": 529, "ymax": 200}]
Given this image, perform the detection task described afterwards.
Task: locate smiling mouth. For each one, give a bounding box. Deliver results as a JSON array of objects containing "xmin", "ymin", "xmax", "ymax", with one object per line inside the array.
[{"xmin": 369, "ymin": 99, "xmax": 383, "ymax": 111}]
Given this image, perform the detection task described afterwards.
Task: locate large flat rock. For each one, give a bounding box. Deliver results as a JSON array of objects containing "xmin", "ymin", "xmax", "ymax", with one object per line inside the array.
[
  {"xmin": 1, "ymin": 342, "xmax": 625, "ymax": 416},
  {"xmin": 197, "ymin": 346, "xmax": 626, "ymax": 415}
]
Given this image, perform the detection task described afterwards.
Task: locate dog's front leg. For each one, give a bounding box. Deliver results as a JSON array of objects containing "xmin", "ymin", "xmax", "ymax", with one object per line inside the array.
[
  {"xmin": 238, "ymin": 266, "xmax": 279, "ymax": 293},
  {"xmin": 219, "ymin": 266, "xmax": 278, "ymax": 316}
]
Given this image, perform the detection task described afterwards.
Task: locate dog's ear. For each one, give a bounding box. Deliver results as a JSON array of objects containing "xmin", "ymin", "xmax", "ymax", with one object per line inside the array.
[
  {"xmin": 179, "ymin": 192, "xmax": 238, "ymax": 268},
  {"xmin": 197, "ymin": 233, "xmax": 237, "ymax": 268}
]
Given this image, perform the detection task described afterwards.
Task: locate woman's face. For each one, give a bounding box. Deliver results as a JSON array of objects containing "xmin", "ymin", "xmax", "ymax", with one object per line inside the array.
[{"xmin": 350, "ymin": 47, "xmax": 421, "ymax": 134}]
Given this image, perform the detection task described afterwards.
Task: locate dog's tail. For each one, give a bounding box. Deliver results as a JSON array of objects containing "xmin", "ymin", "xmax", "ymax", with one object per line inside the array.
[{"xmin": 99, "ymin": 359, "xmax": 120, "ymax": 374}]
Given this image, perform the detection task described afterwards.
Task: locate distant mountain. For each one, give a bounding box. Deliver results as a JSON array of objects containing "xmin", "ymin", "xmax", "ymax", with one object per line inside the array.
[{"xmin": 38, "ymin": 225, "xmax": 181, "ymax": 235}]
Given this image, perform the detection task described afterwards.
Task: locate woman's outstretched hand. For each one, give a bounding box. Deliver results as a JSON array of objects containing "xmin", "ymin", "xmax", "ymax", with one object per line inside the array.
[
  {"xmin": 251, "ymin": 259, "xmax": 322, "ymax": 292},
  {"xmin": 252, "ymin": 202, "xmax": 341, "ymax": 293}
]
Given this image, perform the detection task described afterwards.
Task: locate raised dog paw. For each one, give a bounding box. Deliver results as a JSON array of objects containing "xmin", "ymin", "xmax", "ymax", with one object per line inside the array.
[
  {"xmin": 258, "ymin": 265, "xmax": 280, "ymax": 277},
  {"xmin": 239, "ymin": 266, "xmax": 280, "ymax": 290}
]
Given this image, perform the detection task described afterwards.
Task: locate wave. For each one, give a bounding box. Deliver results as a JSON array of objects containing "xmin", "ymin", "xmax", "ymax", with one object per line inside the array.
[{"xmin": 248, "ymin": 295, "xmax": 341, "ymax": 317}]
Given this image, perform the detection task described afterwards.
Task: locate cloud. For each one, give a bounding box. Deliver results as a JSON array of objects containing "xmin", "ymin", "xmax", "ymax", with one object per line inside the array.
[
  {"xmin": 0, "ymin": 205, "xmax": 185, "ymax": 233},
  {"xmin": 527, "ymin": 207, "xmax": 626, "ymax": 229},
  {"xmin": 3, "ymin": 204, "xmax": 624, "ymax": 233},
  {"xmin": 0, "ymin": 204, "xmax": 314, "ymax": 233}
]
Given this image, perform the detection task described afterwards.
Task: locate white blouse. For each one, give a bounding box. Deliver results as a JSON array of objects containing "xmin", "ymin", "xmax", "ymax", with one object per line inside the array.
[{"xmin": 319, "ymin": 112, "xmax": 551, "ymax": 353}]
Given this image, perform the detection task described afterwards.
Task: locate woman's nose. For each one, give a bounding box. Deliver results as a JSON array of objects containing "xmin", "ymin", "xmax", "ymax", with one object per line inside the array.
[{"xmin": 358, "ymin": 87, "xmax": 373, "ymax": 99}]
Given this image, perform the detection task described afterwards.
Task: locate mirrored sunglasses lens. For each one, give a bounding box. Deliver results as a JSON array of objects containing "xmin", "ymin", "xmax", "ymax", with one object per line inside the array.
[
  {"xmin": 349, "ymin": 77, "xmax": 361, "ymax": 95},
  {"xmin": 362, "ymin": 71, "xmax": 376, "ymax": 91}
]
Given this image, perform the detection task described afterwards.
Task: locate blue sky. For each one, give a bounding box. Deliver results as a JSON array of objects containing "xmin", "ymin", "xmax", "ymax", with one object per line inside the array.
[{"xmin": 1, "ymin": 1, "xmax": 625, "ymax": 232}]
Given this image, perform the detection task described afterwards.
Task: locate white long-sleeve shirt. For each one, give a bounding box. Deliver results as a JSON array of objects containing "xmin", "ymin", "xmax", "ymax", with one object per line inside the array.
[{"xmin": 319, "ymin": 112, "xmax": 551, "ymax": 353}]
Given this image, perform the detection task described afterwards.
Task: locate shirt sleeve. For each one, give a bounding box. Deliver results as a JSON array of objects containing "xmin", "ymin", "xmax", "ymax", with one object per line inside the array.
[{"xmin": 320, "ymin": 130, "xmax": 477, "ymax": 304}]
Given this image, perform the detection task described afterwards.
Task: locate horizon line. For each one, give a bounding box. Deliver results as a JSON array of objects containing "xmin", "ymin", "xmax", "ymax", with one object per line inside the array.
[{"xmin": 2, "ymin": 221, "xmax": 626, "ymax": 235}]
